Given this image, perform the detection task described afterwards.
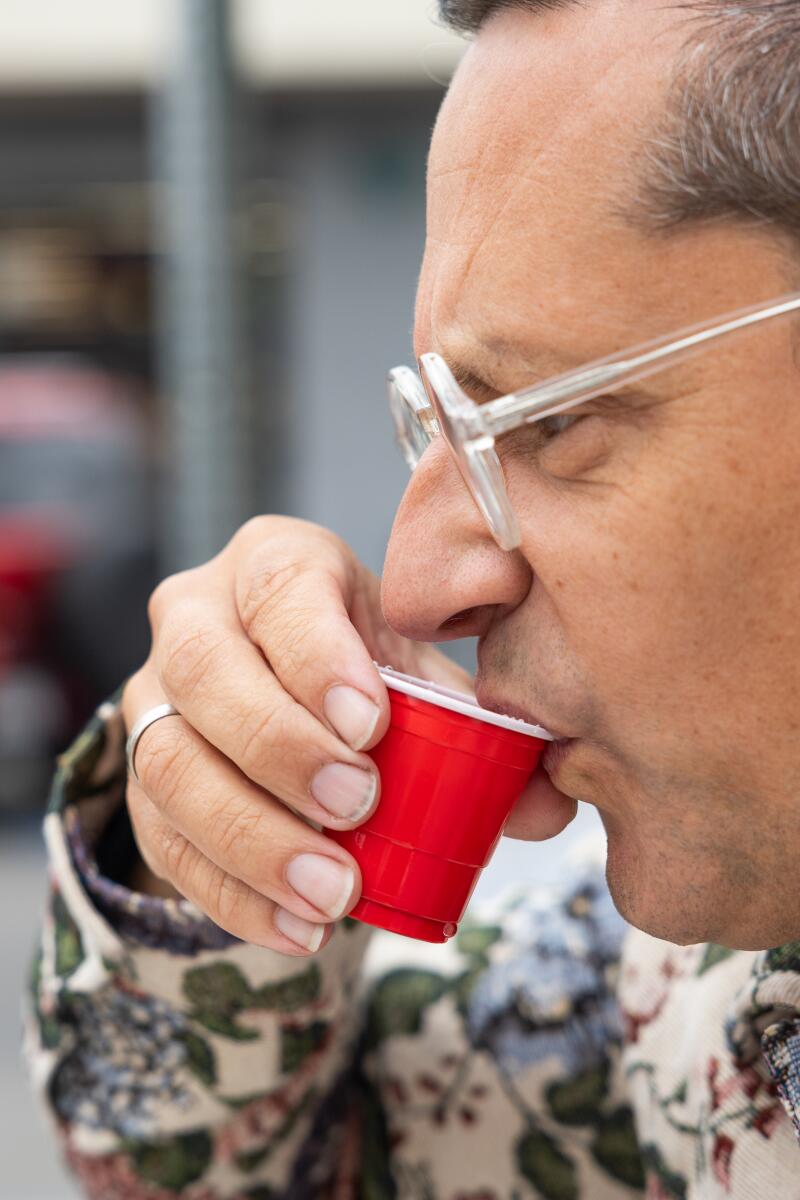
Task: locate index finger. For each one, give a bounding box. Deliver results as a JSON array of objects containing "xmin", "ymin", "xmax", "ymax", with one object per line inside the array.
[{"xmin": 234, "ymin": 523, "xmax": 391, "ymax": 753}]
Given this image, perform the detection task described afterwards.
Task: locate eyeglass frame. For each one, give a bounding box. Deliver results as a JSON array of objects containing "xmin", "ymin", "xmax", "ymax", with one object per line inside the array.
[{"xmin": 388, "ymin": 291, "xmax": 800, "ymax": 551}]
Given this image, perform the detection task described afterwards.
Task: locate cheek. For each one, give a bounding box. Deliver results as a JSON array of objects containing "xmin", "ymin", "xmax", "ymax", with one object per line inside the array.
[
  {"xmin": 498, "ymin": 401, "xmax": 800, "ymax": 810},
  {"xmin": 507, "ymin": 430, "xmax": 778, "ymax": 749}
]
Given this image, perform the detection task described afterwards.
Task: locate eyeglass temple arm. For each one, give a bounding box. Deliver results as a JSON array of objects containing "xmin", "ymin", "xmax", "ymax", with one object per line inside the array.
[{"xmin": 485, "ymin": 292, "xmax": 800, "ymax": 435}]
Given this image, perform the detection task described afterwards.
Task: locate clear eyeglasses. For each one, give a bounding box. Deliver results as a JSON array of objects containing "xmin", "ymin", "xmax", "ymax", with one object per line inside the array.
[{"xmin": 388, "ymin": 292, "xmax": 800, "ymax": 551}]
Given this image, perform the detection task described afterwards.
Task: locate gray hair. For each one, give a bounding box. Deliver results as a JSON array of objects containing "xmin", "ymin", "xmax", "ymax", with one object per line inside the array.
[{"xmin": 438, "ymin": 1, "xmax": 800, "ymax": 241}]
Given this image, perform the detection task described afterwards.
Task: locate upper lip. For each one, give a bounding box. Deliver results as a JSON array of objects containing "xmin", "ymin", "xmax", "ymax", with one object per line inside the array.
[{"xmin": 474, "ymin": 682, "xmax": 573, "ymax": 742}]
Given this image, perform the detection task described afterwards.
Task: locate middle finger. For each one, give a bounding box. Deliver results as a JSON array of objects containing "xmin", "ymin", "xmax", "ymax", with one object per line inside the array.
[{"xmin": 155, "ymin": 599, "xmax": 380, "ymax": 828}]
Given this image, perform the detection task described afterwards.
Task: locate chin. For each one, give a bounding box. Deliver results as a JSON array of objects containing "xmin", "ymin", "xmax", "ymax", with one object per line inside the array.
[
  {"xmin": 603, "ymin": 821, "xmax": 725, "ymax": 948},
  {"xmin": 603, "ymin": 820, "xmax": 795, "ymax": 950}
]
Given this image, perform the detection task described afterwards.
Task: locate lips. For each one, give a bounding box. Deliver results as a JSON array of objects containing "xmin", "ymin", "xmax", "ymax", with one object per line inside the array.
[
  {"xmin": 541, "ymin": 737, "xmax": 576, "ymax": 778},
  {"xmin": 474, "ymin": 682, "xmax": 573, "ymax": 743}
]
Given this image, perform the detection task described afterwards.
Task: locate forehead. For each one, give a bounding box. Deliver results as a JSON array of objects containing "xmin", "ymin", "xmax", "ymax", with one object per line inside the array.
[{"xmin": 417, "ymin": 4, "xmax": 692, "ymax": 373}]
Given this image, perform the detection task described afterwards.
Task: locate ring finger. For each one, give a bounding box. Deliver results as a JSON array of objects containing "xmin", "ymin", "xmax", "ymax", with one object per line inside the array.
[
  {"xmin": 124, "ymin": 675, "xmax": 362, "ymax": 936},
  {"xmin": 128, "ymin": 788, "xmax": 335, "ymax": 954}
]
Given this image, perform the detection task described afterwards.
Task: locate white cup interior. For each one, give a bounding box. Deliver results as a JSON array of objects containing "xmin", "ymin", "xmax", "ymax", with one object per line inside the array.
[{"xmin": 376, "ymin": 664, "xmax": 553, "ymax": 741}]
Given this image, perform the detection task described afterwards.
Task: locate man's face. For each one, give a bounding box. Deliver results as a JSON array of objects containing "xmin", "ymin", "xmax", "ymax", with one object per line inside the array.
[{"xmin": 381, "ymin": 2, "xmax": 800, "ymax": 950}]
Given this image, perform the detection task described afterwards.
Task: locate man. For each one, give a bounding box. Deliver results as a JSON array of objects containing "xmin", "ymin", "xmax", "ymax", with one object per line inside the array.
[{"xmin": 29, "ymin": 2, "xmax": 800, "ymax": 1197}]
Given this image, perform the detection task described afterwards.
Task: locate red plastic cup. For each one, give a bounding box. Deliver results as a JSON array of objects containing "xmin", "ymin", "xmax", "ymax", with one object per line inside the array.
[{"xmin": 326, "ymin": 665, "xmax": 553, "ymax": 943}]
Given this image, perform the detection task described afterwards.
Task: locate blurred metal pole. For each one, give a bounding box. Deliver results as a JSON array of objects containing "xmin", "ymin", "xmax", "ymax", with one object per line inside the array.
[{"xmin": 151, "ymin": 0, "xmax": 254, "ymax": 573}]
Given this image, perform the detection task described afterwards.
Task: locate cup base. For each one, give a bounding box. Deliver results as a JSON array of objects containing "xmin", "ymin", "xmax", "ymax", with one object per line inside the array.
[{"xmin": 349, "ymin": 896, "xmax": 458, "ymax": 943}]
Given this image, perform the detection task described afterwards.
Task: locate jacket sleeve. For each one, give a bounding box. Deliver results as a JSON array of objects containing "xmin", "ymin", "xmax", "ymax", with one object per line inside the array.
[{"xmin": 26, "ymin": 696, "xmax": 375, "ymax": 1200}]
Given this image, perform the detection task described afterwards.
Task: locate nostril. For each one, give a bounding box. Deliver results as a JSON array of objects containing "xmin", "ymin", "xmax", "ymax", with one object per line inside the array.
[{"xmin": 441, "ymin": 607, "xmax": 477, "ymax": 631}]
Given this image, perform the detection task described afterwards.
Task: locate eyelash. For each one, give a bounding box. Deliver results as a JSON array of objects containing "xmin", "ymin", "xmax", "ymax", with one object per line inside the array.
[{"xmin": 536, "ymin": 410, "xmax": 584, "ymax": 440}]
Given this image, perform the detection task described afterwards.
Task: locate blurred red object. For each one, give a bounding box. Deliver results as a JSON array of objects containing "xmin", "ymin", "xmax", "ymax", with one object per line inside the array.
[
  {"xmin": 0, "ymin": 360, "xmax": 154, "ymax": 808},
  {"xmin": 0, "ymin": 510, "xmax": 73, "ymax": 673},
  {"xmin": 0, "ymin": 363, "xmax": 142, "ymax": 441}
]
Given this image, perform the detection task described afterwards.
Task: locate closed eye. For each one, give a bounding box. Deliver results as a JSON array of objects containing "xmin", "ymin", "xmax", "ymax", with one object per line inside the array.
[
  {"xmin": 537, "ymin": 410, "xmax": 584, "ymax": 439},
  {"xmin": 532, "ymin": 392, "xmax": 632, "ymax": 442}
]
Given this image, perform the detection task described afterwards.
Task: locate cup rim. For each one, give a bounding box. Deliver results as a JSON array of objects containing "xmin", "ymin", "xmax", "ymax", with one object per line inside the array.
[{"xmin": 376, "ymin": 664, "xmax": 554, "ymax": 740}]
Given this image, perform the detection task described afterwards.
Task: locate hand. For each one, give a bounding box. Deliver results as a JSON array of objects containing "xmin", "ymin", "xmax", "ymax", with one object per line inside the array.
[{"xmin": 122, "ymin": 516, "xmax": 471, "ymax": 955}]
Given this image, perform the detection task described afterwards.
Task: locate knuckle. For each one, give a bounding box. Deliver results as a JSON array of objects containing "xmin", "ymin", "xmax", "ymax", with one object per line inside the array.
[
  {"xmin": 137, "ymin": 832, "xmax": 171, "ymax": 884},
  {"xmin": 205, "ymin": 865, "xmax": 251, "ymax": 930},
  {"xmin": 147, "ymin": 569, "xmax": 197, "ymax": 629},
  {"xmin": 238, "ymin": 554, "xmax": 307, "ymax": 636},
  {"xmin": 125, "ymin": 787, "xmax": 182, "ymax": 888},
  {"xmin": 158, "ymin": 611, "xmax": 231, "ymax": 701},
  {"xmin": 122, "ymin": 666, "xmax": 149, "ymax": 711},
  {"xmin": 208, "ymin": 792, "xmax": 270, "ymax": 863},
  {"xmin": 136, "ymin": 722, "xmax": 199, "ymax": 815},
  {"xmin": 158, "ymin": 823, "xmax": 194, "ymax": 885},
  {"xmin": 271, "ymin": 608, "xmax": 316, "ymax": 675},
  {"xmin": 233, "ymin": 514, "xmax": 283, "ymax": 546},
  {"xmin": 237, "ymin": 703, "xmax": 291, "ymax": 778},
  {"xmin": 125, "ymin": 785, "xmax": 154, "ymax": 855}
]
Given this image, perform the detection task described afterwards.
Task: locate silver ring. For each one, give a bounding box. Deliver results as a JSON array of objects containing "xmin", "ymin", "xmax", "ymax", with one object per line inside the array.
[{"xmin": 125, "ymin": 703, "xmax": 181, "ymax": 786}]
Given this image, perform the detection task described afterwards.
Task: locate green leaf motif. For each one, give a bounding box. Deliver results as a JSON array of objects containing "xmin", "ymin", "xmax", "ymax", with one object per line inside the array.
[
  {"xmin": 29, "ymin": 948, "xmax": 61, "ymax": 1049},
  {"xmin": 356, "ymin": 1071, "xmax": 395, "ymax": 1200},
  {"xmin": 546, "ymin": 1063, "xmax": 609, "ymax": 1126},
  {"xmin": 61, "ymin": 720, "xmax": 110, "ymax": 806},
  {"xmin": 590, "ymin": 1107, "xmax": 645, "ymax": 1189},
  {"xmin": 280, "ymin": 1021, "xmax": 328, "ymax": 1074},
  {"xmin": 640, "ymin": 1144, "xmax": 688, "ymax": 1200},
  {"xmin": 52, "ymin": 892, "xmax": 85, "ymax": 979},
  {"xmin": 696, "ymin": 944, "xmax": 735, "ymax": 976},
  {"xmin": 515, "ymin": 1126, "xmax": 578, "ymax": 1200},
  {"xmin": 181, "ymin": 1030, "xmax": 217, "ymax": 1087},
  {"xmin": 222, "ymin": 1090, "xmax": 270, "ymax": 1110},
  {"xmin": 183, "ymin": 961, "xmax": 321, "ymax": 1039},
  {"xmin": 364, "ymin": 968, "xmax": 448, "ymax": 1050},
  {"xmin": 184, "ymin": 962, "xmax": 251, "ymax": 1010},
  {"xmin": 451, "ymin": 965, "xmax": 486, "ymax": 1021},
  {"xmin": 126, "ymin": 1130, "xmax": 212, "ymax": 1191},
  {"xmin": 456, "ymin": 924, "xmax": 503, "ymax": 960},
  {"xmin": 59, "ymin": 722, "xmax": 102, "ymax": 775},
  {"xmin": 765, "ymin": 942, "xmax": 800, "ymax": 973},
  {"xmin": 236, "ymin": 1146, "xmax": 270, "ymax": 1174},
  {"xmin": 251, "ymin": 963, "xmax": 321, "ymax": 1012},
  {"xmin": 29, "ymin": 947, "xmax": 43, "ymax": 1000},
  {"xmin": 190, "ymin": 1010, "xmax": 259, "ymax": 1041},
  {"xmin": 184, "ymin": 962, "xmax": 256, "ymax": 1041}
]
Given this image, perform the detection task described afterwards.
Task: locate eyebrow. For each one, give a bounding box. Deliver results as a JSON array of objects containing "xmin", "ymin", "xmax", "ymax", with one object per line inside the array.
[
  {"xmin": 436, "ymin": 331, "xmax": 577, "ymax": 402},
  {"xmin": 445, "ymin": 348, "xmax": 666, "ymax": 421},
  {"xmin": 448, "ymin": 361, "xmax": 502, "ymax": 401}
]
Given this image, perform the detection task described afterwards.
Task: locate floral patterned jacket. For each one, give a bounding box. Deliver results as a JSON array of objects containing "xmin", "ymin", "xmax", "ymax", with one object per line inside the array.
[{"xmin": 26, "ymin": 697, "xmax": 800, "ymax": 1199}]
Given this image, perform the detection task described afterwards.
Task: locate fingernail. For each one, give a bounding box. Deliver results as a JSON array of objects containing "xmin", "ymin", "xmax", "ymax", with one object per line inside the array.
[
  {"xmin": 311, "ymin": 762, "xmax": 377, "ymax": 822},
  {"xmin": 275, "ymin": 906, "xmax": 325, "ymax": 952},
  {"xmin": 324, "ymin": 685, "xmax": 380, "ymax": 751},
  {"xmin": 286, "ymin": 853, "xmax": 355, "ymax": 920}
]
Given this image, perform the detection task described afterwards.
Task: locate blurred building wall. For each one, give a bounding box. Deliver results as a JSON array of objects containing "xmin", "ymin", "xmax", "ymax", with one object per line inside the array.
[
  {"xmin": 280, "ymin": 96, "xmax": 435, "ymax": 574},
  {"xmin": 0, "ymin": 4, "xmax": 471, "ymax": 786}
]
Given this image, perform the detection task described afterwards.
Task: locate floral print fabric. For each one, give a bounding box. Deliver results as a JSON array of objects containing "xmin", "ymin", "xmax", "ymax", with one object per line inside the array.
[{"xmin": 26, "ymin": 699, "xmax": 800, "ymax": 1198}]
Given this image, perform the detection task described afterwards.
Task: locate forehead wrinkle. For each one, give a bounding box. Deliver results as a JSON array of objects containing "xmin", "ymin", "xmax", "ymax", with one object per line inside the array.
[
  {"xmin": 418, "ymin": 6, "xmax": 691, "ymax": 369},
  {"xmin": 427, "ymin": 161, "xmax": 545, "ymax": 370},
  {"xmin": 426, "ymin": 11, "xmax": 674, "ymax": 261}
]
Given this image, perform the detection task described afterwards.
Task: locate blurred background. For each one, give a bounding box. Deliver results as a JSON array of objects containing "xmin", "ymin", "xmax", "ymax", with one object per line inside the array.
[{"xmin": 0, "ymin": 4, "xmax": 598, "ymax": 1196}]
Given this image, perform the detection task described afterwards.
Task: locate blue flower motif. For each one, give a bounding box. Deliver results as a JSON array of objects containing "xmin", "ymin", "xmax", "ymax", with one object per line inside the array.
[{"xmin": 465, "ymin": 873, "xmax": 627, "ymax": 1076}]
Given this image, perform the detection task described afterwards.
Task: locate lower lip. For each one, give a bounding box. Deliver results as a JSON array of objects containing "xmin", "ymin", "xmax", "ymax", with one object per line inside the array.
[{"xmin": 542, "ymin": 739, "xmax": 576, "ymax": 777}]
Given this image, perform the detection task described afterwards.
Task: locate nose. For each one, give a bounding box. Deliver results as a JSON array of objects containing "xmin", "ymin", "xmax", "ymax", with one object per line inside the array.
[{"xmin": 381, "ymin": 440, "xmax": 531, "ymax": 643}]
